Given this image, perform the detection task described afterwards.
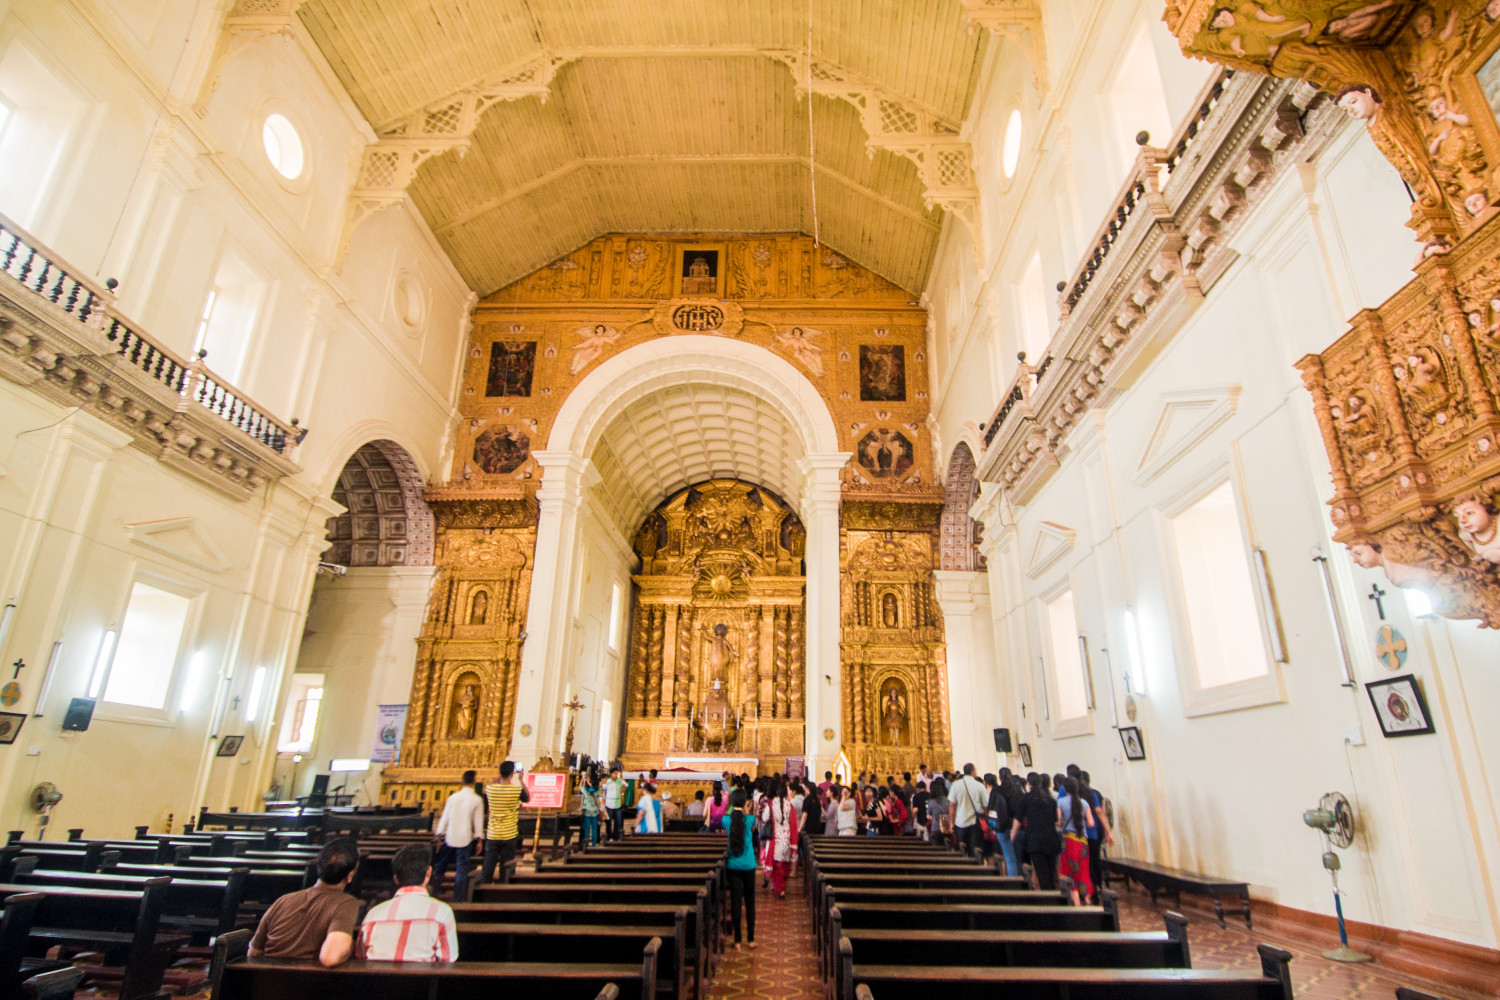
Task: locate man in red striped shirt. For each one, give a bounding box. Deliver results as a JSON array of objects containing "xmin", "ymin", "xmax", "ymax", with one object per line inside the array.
[{"xmin": 356, "ymin": 844, "xmax": 458, "ymax": 962}]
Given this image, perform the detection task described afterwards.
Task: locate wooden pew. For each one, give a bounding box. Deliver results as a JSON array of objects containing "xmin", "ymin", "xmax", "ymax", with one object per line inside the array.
[
  {"xmin": 0, "ymin": 881, "xmax": 180, "ymax": 1000},
  {"xmin": 217, "ymin": 943, "xmax": 658, "ymax": 1000},
  {"xmin": 103, "ymin": 861, "xmax": 311, "ymax": 910},
  {"xmin": 833, "ymin": 912, "xmax": 1191, "ymax": 1000},
  {"xmin": 846, "ymin": 943, "xmax": 1295, "ymax": 1000},
  {"xmin": 456, "ymin": 921, "xmax": 685, "ymax": 1000},
  {"xmin": 21, "ymin": 966, "xmax": 84, "ymax": 1000},
  {"xmin": 13, "ymin": 865, "xmax": 249, "ymax": 942},
  {"xmin": 0, "ymin": 844, "xmax": 115, "ymax": 878},
  {"xmin": 0, "ymin": 892, "xmax": 43, "ymax": 997},
  {"xmin": 812, "ymin": 870, "xmax": 1031, "ymax": 918},
  {"xmin": 456, "ymin": 900, "xmax": 706, "ymax": 998},
  {"xmin": 1101, "ymin": 857, "xmax": 1252, "ymax": 930}
]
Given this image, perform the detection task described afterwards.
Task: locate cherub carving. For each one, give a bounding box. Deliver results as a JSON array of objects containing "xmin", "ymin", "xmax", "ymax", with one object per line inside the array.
[
  {"xmin": 775, "ymin": 326, "xmax": 826, "ymax": 375},
  {"xmin": 570, "ymin": 324, "xmax": 622, "ymax": 374}
]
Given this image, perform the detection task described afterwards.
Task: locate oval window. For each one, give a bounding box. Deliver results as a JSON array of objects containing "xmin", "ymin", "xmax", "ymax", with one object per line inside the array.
[
  {"xmin": 1002, "ymin": 108, "xmax": 1023, "ymax": 179},
  {"xmin": 393, "ymin": 272, "xmax": 426, "ymax": 329},
  {"xmin": 262, "ymin": 113, "xmax": 304, "ymax": 180}
]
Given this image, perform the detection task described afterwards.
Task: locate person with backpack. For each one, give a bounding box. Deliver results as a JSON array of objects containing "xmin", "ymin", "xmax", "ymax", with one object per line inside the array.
[{"xmin": 984, "ymin": 773, "xmax": 1017, "ymax": 874}]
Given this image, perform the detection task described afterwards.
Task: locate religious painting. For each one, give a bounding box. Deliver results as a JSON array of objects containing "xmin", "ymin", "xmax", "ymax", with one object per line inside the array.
[
  {"xmin": 217, "ymin": 735, "xmax": 244, "ymax": 757},
  {"xmin": 680, "ymin": 250, "xmax": 719, "ymax": 296},
  {"xmin": 472, "ymin": 425, "xmax": 530, "ymax": 474},
  {"xmin": 1366, "ymin": 675, "xmax": 1436, "ymax": 738},
  {"xmin": 0, "ymin": 712, "xmax": 23, "ymax": 745},
  {"xmin": 860, "ymin": 345, "xmax": 906, "ymax": 401},
  {"xmin": 1017, "ymin": 743, "xmax": 1032, "ymax": 768},
  {"xmin": 856, "ymin": 428, "xmax": 915, "ymax": 479},
  {"xmin": 1119, "ymin": 726, "xmax": 1146, "ymax": 761},
  {"xmin": 486, "ymin": 341, "xmax": 535, "ymax": 396}
]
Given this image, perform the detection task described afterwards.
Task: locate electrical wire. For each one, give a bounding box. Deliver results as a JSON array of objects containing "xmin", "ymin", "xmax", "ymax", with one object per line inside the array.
[{"xmin": 807, "ymin": 0, "xmax": 820, "ymax": 247}]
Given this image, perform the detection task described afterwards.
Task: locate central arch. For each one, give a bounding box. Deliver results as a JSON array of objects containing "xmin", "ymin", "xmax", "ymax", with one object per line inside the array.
[
  {"xmin": 548, "ymin": 334, "xmax": 840, "ymax": 461},
  {"xmin": 515, "ymin": 334, "xmax": 848, "ymax": 771}
]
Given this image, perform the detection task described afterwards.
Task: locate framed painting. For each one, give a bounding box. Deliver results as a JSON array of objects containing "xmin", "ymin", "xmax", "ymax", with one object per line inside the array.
[
  {"xmin": 1119, "ymin": 725, "xmax": 1146, "ymax": 761},
  {"xmin": 1366, "ymin": 674, "xmax": 1436, "ymax": 738}
]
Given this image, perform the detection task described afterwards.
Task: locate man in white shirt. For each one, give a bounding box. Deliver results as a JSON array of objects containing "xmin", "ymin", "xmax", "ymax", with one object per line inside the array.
[
  {"xmin": 686, "ymin": 791, "xmax": 706, "ymax": 817},
  {"xmin": 430, "ymin": 769, "xmax": 484, "ymax": 901},
  {"xmin": 949, "ymin": 762, "xmax": 988, "ymax": 858}
]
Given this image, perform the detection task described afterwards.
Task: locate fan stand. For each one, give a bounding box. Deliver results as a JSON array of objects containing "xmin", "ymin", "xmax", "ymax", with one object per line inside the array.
[{"xmin": 1323, "ymin": 857, "xmax": 1373, "ymax": 963}]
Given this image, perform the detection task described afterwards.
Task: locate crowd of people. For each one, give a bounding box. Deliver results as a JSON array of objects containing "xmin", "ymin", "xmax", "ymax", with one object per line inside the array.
[{"xmin": 246, "ymin": 757, "xmax": 1115, "ymax": 968}]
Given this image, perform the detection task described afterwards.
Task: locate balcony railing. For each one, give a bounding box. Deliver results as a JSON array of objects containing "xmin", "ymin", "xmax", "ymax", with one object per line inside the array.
[
  {"xmin": 0, "ymin": 217, "xmax": 292, "ymax": 455},
  {"xmin": 977, "ymin": 68, "xmax": 1337, "ymax": 500},
  {"xmin": 0, "ymin": 212, "xmax": 300, "ymax": 497}
]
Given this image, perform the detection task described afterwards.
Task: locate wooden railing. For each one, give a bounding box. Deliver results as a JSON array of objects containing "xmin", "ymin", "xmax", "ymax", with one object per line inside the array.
[{"xmin": 0, "ymin": 213, "xmax": 293, "ymax": 455}]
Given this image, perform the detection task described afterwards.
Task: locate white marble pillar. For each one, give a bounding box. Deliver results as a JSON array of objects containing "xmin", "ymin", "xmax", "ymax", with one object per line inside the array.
[
  {"xmin": 509, "ymin": 451, "xmax": 594, "ymax": 763},
  {"xmin": 933, "ymin": 569, "xmax": 995, "ymax": 769},
  {"xmin": 798, "ymin": 453, "xmax": 849, "ymax": 776}
]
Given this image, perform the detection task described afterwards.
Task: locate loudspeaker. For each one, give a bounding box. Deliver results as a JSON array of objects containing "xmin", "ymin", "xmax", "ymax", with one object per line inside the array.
[
  {"xmin": 62, "ymin": 698, "xmax": 96, "ymax": 732},
  {"xmin": 993, "ymin": 727, "xmax": 1013, "ymax": 753}
]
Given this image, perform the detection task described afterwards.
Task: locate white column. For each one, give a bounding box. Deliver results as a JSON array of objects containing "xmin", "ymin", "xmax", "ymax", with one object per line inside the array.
[
  {"xmin": 933, "ymin": 569, "xmax": 994, "ymax": 769},
  {"xmin": 510, "ymin": 451, "xmax": 593, "ymax": 763},
  {"xmin": 798, "ymin": 453, "xmax": 848, "ymax": 776}
]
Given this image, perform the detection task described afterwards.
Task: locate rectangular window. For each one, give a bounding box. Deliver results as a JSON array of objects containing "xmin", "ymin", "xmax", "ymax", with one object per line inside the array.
[
  {"xmin": 596, "ymin": 699, "xmax": 613, "ymax": 762},
  {"xmin": 194, "ymin": 248, "xmax": 266, "ymax": 384},
  {"xmin": 608, "ymin": 583, "xmax": 623, "ymax": 651},
  {"xmin": 1045, "ymin": 589, "xmax": 1089, "ymax": 721},
  {"xmin": 1170, "ymin": 481, "xmax": 1268, "ymax": 688},
  {"xmin": 103, "ymin": 582, "xmax": 191, "ymax": 709},
  {"xmin": 1017, "ymin": 250, "xmax": 1050, "ymax": 363},
  {"xmin": 277, "ymin": 674, "xmax": 325, "ymax": 753},
  {"xmin": 1105, "ymin": 24, "xmax": 1174, "ymax": 179}
]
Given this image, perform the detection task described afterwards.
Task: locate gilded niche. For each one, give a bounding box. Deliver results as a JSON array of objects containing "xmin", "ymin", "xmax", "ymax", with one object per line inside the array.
[
  {"xmin": 841, "ymin": 528, "xmax": 952, "ymax": 776},
  {"xmin": 623, "ymin": 479, "xmax": 807, "ymax": 771}
]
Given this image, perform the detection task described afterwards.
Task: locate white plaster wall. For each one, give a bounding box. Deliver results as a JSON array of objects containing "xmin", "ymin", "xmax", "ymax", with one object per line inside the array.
[
  {"xmin": 0, "ymin": 1, "xmax": 471, "ymax": 836},
  {"xmin": 927, "ymin": 0, "xmax": 1500, "ymax": 951}
]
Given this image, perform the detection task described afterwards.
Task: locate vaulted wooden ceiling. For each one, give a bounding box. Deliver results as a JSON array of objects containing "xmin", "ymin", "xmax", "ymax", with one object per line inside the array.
[{"xmin": 297, "ymin": 0, "xmax": 990, "ymax": 294}]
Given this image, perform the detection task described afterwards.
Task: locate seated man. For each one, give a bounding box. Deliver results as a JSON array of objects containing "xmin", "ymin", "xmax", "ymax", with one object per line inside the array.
[
  {"xmin": 685, "ymin": 790, "xmax": 706, "ymax": 818},
  {"xmin": 357, "ymin": 844, "xmax": 458, "ymax": 962},
  {"xmin": 661, "ymin": 791, "xmax": 682, "ymax": 822},
  {"xmin": 250, "ymin": 839, "xmax": 360, "ymax": 967}
]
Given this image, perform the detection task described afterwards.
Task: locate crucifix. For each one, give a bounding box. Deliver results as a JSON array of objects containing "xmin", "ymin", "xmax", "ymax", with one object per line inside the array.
[
  {"xmin": 1367, "ymin": 584, "xmax": 1387, "ymax": 621},
  {"xmin": 561, "ymin": 695, "xmax": 586, "ymax": 760},
  {"xmin": 10, "ymin": 658, "xmax": 23, "ymax": 680}
]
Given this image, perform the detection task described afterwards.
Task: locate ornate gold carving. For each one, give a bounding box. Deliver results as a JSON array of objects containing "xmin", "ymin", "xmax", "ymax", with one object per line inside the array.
[
  {"xmin": 1297, "ymin": 225, "xmax": 1500, "ymax": 625},
  {"xmin": 622, "ymin": 479, "xmax": 807, "ymax": 769}
]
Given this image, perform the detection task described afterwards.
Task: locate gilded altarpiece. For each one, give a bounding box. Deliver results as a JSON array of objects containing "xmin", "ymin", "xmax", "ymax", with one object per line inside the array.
[
  {"xmin": 1169, "ymin": 1, "xmax": 1500, "ymax": 623},
  {"xmin": 841, "ymin": 514, "xmax": 953, "ymax": 777},
  {"xmin": 623, "ymin": 480, "xmax": 808, "ymax": 772},
  {"xmin": 381, "ymin": 487, "xmax": 536, "ymax": 807}
]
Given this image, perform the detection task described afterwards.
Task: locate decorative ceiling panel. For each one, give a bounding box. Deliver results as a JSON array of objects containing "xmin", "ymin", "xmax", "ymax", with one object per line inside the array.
[
  {"xmin": 298, "ymin": 0, "xmax": 987, "ymax": 294},
  {"xmin": 590, "ymin": 382, "xmax": 805, "ymax": 535}
]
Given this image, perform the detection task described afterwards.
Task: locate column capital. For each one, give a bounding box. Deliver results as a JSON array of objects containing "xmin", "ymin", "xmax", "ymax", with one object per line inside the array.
[
  {"xmin": 968, "ymin": 480, "xmax": 1011, "ymax": 528},
  {"xmin": 932, "ymin": 569, "xmax": 989, "ymax": 611},
  {"xmin": 797, "ymin": 452, "xmax": 851, "ymax": 485},
  {"xmin": 532, "ymin": 451, "xmax": 597, "ymax": 507}
]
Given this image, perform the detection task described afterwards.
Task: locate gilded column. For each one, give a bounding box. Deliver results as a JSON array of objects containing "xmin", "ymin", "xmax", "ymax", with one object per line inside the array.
[
  {"xmin": 742, "ymin": 611, "xmax": 759, "ymax": 717},
  {"xmin": 1430, "ymin": 266, "xmax": 1499, "ymax": 422},
  {"xmin": 676, "ymin": 607, "xmax": 694, "ymax": 715},
  {"xmin": 774, "ymin": 606, "xmax": 790, "ymax": 718},
  {"xmin": 759, "ymin": 604, "xmax": 775, "ymax": 714},
  {"xmin": 660, "ymin": 603, "xmax": 678, "ymax": 718},
  {"xmin": 629, "ymin": 601, "xmax": 649, "ymax": 717},
  {"xmin": 646, "ymin": 606, "xmax": 664, "ymax": 717},
  {"xmin": 1358, "ymin": 310, "xmax": 1421, "ymax": 467},
  {"xmin": 788, "ymin": 605, "xmax": 804, "ymax": 718}
]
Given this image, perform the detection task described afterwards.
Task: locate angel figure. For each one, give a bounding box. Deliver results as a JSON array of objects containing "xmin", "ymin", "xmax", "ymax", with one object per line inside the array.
[
  {"xmin": 1453, "ymin": 495, "xmax": 1500, "ymax": 564},
  {"xmin": 570, "ymin": 324, "xmax": 622, "ymax": 374},
  {"xmin": 776, "ymin": 326, "xmax": 826, "ymax": 375}
]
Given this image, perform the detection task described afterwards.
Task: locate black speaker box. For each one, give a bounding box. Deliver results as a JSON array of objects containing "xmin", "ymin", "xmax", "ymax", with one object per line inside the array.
[
  {"xmin": 62, "ymin": 698, "xmax": 96, "ymax": 732},
  {"xmin": 993, "ymin": 727, "xmax": 1013, "ymax": 752}
]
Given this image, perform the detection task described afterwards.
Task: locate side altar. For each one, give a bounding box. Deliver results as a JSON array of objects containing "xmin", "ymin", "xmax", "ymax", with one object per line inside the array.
[{"xmin": 622, "ymin": 479, "xmax": 807, "ymax": 773}]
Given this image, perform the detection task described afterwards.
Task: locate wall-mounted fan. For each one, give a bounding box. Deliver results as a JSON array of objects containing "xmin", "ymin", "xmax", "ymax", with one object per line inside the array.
[
  {"xmin": 29, "ymin": 782, "xmax": 63, "ymax": 838},
  {"xmin": 1302, "ymin": 790, "xmax": 1370, "ymax": 963}
]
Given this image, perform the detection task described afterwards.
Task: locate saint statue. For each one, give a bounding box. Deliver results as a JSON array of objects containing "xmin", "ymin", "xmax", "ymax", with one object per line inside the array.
[
  {"xmin": 882, "ymin": 684, "xmax": 908, "ymax": 745},
  {"xmin": 449, "ymin": 683, "xmax": 479, "ymax": 739},
  {"xmin": 469, "ymin": 590, "xmax": 488, "ymax": 625},
  {"xmin": 881, "ymin": 592, "xmax": 899, "ymax": 629},
  {"xmin": 706, "ymin": 623, "xmax": 738, "ymax": 688}
]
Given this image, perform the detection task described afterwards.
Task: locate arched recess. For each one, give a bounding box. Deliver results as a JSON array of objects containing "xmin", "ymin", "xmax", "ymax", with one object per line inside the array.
[
  {"xmin": 324, "ymin": 439, "xmax": 435, "ymax": 567},
  {"xmin": 548, "ymin": 335, "xmax": 840, "ymax": 471},
  {"xmin": 940, "ymin": 442, "xmax": 985, "ymax": 572}
]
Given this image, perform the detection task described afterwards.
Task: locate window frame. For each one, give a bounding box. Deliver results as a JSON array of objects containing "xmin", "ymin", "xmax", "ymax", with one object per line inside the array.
[
  {"xmin": 95, "ymin": 572, "xmax": 203, "ymax": 727},
  {"xmin": 1037, "ymin": 576, "xmax": 1094, "ymax": 739},
  {"xmin": 1156, "ymin": 465, "xmax": 1287, "ymax": 717},
  {"xmin": 255, "ymin": 103, "xmax": 313, "ymax": 194}
]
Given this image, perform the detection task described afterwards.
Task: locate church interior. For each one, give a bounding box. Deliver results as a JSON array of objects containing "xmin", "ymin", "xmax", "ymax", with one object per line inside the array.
[{"xmin": 0, "ymin": 0, "xmax": 1498, "ymax": 997}]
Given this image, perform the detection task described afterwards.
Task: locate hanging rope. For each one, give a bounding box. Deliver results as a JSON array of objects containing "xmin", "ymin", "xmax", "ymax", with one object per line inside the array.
[{"xmin": 807, "ymin": 0, "xmax": 820, "ymax": 247}]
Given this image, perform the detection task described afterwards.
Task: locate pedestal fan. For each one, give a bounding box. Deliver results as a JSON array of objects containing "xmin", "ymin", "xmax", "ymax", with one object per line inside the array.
[{"xmin": 1302, "ymin": 791, "xmax": 1372, "ymax": 963}]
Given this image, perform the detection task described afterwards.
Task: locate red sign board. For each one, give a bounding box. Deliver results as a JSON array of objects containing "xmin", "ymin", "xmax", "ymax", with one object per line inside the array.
[{"xmin": 522, "ymin": 771, "xmax": 567, "ymax": 810}]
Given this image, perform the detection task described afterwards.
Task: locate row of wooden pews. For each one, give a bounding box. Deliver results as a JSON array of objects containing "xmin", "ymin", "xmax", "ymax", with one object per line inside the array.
[
  {"xmin": 215, "ymin": 830, "xmax": 728, "ymax": 1000},
  {"xmin": 805, "ymin": 833, "xmax": 1297, "ymax": 1000}
]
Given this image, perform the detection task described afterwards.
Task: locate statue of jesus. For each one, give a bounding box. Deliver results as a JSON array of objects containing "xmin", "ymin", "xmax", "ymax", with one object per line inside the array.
[{"xmin": 706, "ymin": 623, "xmax": 737, "ymax": 689}]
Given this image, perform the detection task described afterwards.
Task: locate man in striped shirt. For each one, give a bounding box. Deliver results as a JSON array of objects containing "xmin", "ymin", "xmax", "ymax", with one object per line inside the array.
[
  {"xmin": 356, "ymin": 844, "xmax": 458, "ymax": 962},
  {"xmin": 480, "ymin": 759, "xmax": 529, "ymax": 883}
]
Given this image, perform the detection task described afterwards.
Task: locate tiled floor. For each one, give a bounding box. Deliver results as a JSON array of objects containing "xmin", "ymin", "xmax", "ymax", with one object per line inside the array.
[{"xmin": 707, "ymin": 869, "xmax": 1484, "ymax": 1000}]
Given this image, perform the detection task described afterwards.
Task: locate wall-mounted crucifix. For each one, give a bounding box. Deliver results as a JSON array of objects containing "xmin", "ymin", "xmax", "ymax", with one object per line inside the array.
[{"xmin": 1367, "ymin": 584, "xmax": 1387, "ymax": 620}]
